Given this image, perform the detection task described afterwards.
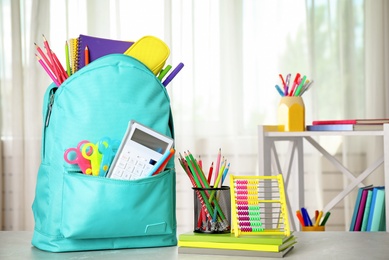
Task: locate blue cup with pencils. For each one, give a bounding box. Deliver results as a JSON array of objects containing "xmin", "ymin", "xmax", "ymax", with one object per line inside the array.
[
  {"xmin": 193, "ymin": 186, "xmax": 231, "ymax": 233},
  {"xmin": 297, "ymin": 208, "xmax": 331, "ymax": 231}
]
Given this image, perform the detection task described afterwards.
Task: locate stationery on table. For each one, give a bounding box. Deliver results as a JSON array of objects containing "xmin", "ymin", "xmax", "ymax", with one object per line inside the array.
[
  {"xmin": 178, "ymin": 148, "xmax": 231, "ymax": 233},
  {"xmin": 296, "ymin": 207, "xmax": 331, "ymax": 229},
  {"xmin": 275, "ymin": 72, "xmax": 314, "ymax": 97},
  {"xmin": 230, "ymin": 175, "xmax": 291, "ymax": 237},
  {"xmin": 178, "ymin": 229, "xmax": 296, "ymax": 255}
]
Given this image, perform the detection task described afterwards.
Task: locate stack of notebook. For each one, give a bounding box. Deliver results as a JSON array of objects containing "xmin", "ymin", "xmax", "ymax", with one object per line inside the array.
[
  {"xmin": 178, "ymin": 231, "xmax": 296, "ymax": 258},
  {"xmin": 306, "ymin": 119, "xmax": 389, "ymax": 131}
]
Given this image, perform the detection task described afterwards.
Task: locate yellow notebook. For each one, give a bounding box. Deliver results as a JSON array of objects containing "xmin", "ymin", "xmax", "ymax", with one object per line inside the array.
[{"xmin": 178, "ymin": 236, "xmax": 296, "ymax": 253}]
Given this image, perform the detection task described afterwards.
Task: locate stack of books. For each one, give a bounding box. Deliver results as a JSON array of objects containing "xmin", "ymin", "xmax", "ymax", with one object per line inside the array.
[
  {"xmin": 349, "ymin": 185, "xmax": 386, "ymax": 232},
  {"xmin": 178, "ymin": 231, "xmax": 296, "ymax": 258},
  {"xmin": 306, "ymin": 119, "xmax": 389, "ymax": 131}
]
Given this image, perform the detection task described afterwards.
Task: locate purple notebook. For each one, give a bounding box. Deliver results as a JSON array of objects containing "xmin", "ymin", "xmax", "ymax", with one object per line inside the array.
[{"xmin": 77, "ymin": 34, "xmax": 134, "ymax": 70}]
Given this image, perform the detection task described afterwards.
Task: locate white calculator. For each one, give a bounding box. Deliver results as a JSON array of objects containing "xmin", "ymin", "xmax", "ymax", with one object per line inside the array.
[{"xmin": 107, "ymin": 120, "xmax": 174, "ymax": 180}]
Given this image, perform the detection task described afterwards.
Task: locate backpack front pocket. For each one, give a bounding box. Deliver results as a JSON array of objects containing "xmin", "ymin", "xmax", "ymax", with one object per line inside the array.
[{"xmin": 61, "ymin": 169, "xmax": 175, "ymax": 239}]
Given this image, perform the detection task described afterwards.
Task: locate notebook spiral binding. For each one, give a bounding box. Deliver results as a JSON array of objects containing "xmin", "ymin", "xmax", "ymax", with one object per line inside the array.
[{"xmin": 75, "ymin": 36, "xmax": 81, "ymax": 72}]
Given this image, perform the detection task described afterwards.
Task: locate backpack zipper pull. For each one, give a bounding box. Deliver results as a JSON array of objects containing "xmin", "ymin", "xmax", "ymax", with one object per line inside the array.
[{"xmin": 45, "ymin": 91, "xmax": 55, "ymax": 127}]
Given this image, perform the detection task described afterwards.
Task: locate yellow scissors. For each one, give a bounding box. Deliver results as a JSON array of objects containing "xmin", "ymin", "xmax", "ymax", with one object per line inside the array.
[{"xmin": 81, "ymin": 142, "xmax": 102, "ymax": 176}]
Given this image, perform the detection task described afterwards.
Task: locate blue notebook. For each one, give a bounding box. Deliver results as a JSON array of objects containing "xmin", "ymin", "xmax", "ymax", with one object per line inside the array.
[{"xmin": 366, "ymin": 186, "xmax": 385, "ymax": 231}]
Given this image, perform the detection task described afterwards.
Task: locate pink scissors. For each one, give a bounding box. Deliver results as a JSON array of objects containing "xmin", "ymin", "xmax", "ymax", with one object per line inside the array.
[{"xmin": 64, "ymin": 140, "xmax": 93, "ymax": 174}]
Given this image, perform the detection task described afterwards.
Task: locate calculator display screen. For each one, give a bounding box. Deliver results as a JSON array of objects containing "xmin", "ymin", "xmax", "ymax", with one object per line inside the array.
[{"xmin": 131, "ymin": 128, "xmax": 168, "ymax": 154}]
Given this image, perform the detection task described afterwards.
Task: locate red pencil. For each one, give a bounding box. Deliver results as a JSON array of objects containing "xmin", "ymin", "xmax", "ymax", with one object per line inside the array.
[{"xmin": 207, "ymin": 162, "xmax": 213, "ymax": 184}]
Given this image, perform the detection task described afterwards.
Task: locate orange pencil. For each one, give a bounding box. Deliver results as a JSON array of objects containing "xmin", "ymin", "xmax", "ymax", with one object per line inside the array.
[{"xmin": 84, "ymin": 46, "xmax": 89, "ymax": 65}]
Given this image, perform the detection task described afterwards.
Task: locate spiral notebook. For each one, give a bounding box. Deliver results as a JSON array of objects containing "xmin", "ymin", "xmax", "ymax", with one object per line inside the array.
[{"xmin": 75, "ymin": 34, "xmax": 134, "ymax": 71}]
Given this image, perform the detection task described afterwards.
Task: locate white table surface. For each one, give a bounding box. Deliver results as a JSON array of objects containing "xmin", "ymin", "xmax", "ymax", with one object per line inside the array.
[{"xmin": 1, "ymin": 231, "xmax": 389, "ymax": 259}]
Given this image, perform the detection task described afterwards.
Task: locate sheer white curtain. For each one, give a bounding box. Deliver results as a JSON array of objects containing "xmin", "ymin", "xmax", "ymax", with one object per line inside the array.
[{"xmin": 0, "ymin": 0, "xmax": 387, "ymax": 231}]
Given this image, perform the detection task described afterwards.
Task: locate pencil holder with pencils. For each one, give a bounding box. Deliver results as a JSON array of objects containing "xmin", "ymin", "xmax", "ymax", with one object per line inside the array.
[
  {"xmin": 278, "ymin": 96, "xmax": 305, "ymax": 131},
  {"xmin": 193, "ymin": 186, "xmax": 231, "ymax": 234}
]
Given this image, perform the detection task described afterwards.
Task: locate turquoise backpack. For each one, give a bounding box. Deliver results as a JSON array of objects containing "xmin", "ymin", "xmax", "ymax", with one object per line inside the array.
[{"xmin": 31, "ymin": 54, "xmax": 177, "ymax": 252}]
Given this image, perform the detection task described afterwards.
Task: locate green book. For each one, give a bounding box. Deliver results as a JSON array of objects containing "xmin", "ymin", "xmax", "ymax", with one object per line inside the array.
[
  {"xmin": 370, "ymin": 188, "xmax": 386, "ymax": 231},
  {"xmin": 178, "ymin": 231, "xmax": 294, "ymax": 246}
]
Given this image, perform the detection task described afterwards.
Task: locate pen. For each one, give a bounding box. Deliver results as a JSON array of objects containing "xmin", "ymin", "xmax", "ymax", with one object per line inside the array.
[
  {"xmin": 275, "ymin": 85, "xmax": 285, "ymax": 97},
  {"xmin": 289, "ymin": 73, "xmax": 300, "ymax": 96},
  {"xmin": 284, "ymin": 73, "xmax": 291, "ymax": 95},
  {"xmin": 314, "ymin": 211, "xmax": 323, "ymax": 227},
  {"xmin": 294, "ymin": 75, "xmax": 307, "ymax": 96},
  {"xmin": 296, "ymin": 210, "xmax": 305, "ymax": 227},
  {"xmin": 158, "ymin": 65, "xmax": 172, "ymax": 81},
  {"xmin": 148, "ymin": 148, "xmax": 174, "ymax": 176},
  {"xmin": 279, "ymin": 74, "xmax": 286, "ymax": 88},
  {"xmin": 320, "ymin": 211, "xmax": 331, "ymax": 226},
  {"xmin": 162, "ymin": 62, "xmax": 184, "ymax": 87},
  {"xmin": 301, "ymin": 207, "xmax": 313, "ymax": 226}
]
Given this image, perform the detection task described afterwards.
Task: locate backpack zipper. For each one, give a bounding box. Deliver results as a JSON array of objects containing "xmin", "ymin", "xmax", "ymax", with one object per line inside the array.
[{"xmin": 45, "ymin": 89, "xmax": 55, "ymax": 127}]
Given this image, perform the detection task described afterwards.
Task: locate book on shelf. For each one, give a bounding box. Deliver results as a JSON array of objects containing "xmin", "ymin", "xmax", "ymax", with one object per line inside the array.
[
  {"xmin": 350, "ymin": 186, "xmax": 385, "ymax": 232},
  {"xmin": 367, "ymin": 187, "xmax": 386, "ymax": 231},
  {"xmin": 350, "ymin": 185, "xmax": 373, "ymax": 231},
  {"xmin": 178, "ymin": 231, "xmax": 293, "ymax": 245},
  {"xmin": 354, "ymin": 187, "xmax": 372, "ymax": 231},
  {"xmin": 306, "ymin": 124, "xmax": 383, "ymax": 131},
  {"xmin": 361, "ymin": 189, "xmax": 373, "ymax": 231},
  {"xmin": 312, "ymin": 119, "xmax": 389, "ymax": 125},
  {"xmin": 178, "ymin": 245, "xmax": 294, "ymax": 258}
]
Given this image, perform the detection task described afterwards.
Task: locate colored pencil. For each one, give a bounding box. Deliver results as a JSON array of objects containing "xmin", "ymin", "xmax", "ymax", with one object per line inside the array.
[
  {"xmin": 84, "ymin": 46, "xmax": 90, "ymax": 65},
  {"xmin": 35, "ymin": 54, "xmax": 60, "ymax": 86}
]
